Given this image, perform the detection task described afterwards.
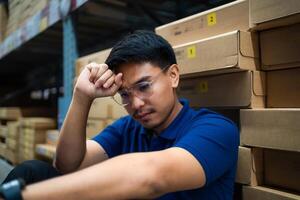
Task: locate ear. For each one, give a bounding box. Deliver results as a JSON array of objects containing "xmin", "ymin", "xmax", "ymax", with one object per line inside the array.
[{"xmin": 168, "ymin": 64, "xmax": 180, "ymax": 88}]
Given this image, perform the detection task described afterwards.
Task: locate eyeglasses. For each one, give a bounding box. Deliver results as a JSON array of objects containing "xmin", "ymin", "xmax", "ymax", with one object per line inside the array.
[{"xmin": 112, "ymin": 66, "xmax": 169, "ymax": 106}]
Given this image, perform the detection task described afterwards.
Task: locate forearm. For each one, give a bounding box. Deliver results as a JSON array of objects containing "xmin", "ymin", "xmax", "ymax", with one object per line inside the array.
[
  {"xmin": 23, "ymin": 152, "xmax": 165, "ymax": 200},
  {"xmin": 54, "ymin": 92, "xmax": 92, "ymax": 173}
]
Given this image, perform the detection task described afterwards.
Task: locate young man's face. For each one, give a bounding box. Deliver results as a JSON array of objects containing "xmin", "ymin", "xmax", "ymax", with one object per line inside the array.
[{"xmin": 115, "ymin": 62, "xmax": 181, "ymax": 132}]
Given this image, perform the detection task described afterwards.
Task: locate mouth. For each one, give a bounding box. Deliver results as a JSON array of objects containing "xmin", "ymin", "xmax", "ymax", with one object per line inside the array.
[{"xmin": 135, "ymin": 111, "xmax": 153, "ymax": 121}]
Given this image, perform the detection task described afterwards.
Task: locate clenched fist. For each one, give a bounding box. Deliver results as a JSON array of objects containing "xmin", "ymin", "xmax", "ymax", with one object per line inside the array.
[{"xmin": 74, "ymin": 62, "xmax": 123, "ymax": 101}]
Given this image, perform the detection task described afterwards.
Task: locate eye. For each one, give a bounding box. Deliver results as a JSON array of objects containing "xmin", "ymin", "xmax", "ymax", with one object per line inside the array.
[
  {"xmin": 137, "ymin": 82, "xmax": 151, "ymax": 92},
  {"xmin": 119, "ymin": 91, "xmax": 129, "ymax": 99}
]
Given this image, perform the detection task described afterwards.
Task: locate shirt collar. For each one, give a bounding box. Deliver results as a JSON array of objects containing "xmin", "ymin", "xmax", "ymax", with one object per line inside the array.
[{"xmin": 141, "ymin": 98, "xmax": 190, "ymax": 140}]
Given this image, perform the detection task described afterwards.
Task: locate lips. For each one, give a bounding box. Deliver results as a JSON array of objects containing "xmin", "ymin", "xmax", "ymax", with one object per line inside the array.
[{"xmin": 135, "ymin": 111, "xmax": 153, "ymax": 120}]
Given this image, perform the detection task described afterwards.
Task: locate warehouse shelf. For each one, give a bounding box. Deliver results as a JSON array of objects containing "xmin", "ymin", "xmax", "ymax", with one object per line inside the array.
[{"xmin": 0, "ymin": 0, "xmax": 87, "ymax": 59}]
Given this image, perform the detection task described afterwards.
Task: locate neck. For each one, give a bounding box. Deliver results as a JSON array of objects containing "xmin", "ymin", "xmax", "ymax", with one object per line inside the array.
[{"xmin": 154, "ymin": 98, "xmax": 183, "ymax": 134}]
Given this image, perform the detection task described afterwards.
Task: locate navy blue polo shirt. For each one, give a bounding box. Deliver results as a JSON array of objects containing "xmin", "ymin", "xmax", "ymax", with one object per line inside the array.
[{"xmin": 93, "ymin": 99, "xmax": 239, "ymax": 199}]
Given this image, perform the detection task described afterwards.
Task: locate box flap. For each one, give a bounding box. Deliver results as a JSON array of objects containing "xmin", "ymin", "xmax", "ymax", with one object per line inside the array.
[{"xmin": 251, "ymin": 71, "xmax": 265, "ymax": 97}]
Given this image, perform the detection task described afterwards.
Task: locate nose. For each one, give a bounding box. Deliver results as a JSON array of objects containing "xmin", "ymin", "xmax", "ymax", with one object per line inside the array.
[{"xmin": 130, "ymin": 95, "xmax": 145, "ymax": 110}]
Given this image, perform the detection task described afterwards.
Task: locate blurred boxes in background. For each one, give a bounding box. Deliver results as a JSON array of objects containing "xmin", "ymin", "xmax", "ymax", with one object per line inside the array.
[
  {"xmin": 0, "ymin": 3, "xmax": 8, "ymax": 42},
  {"xmin": 174, "ymin": 30, "xmax": 259, "ymax": 76},
  {"xmin": 156, "ymin": 0, "xmax": 250, "ymax": 46},
  {"xmin": 46, "ymin": 129, "xmax": 59, "ymax": 146},
  {"xmin": 18, "ymin": 117, "xmax": 56, "ymax": 162},
  {"xmin": 250, "ymin": 0, "xmax": 300, "ymax": 31}
]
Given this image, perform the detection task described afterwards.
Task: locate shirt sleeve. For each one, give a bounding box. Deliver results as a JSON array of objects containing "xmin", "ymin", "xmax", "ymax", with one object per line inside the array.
[
  {"xmin": 174, "ymin": 117, "xmax": 239, "ymax": 186},
  {"xmin": 92, "ymin": 118, "xmax": 126, "ymax": 158}
]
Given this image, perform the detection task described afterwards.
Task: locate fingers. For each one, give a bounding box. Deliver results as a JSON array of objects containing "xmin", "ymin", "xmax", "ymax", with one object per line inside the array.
[
  {"xmin": 86, "ymin": 63, "xmax": 108, "ymax": 83},
  {"xmin": 107, "ymin": 73, "xmax": 123, "ymax": 93},
  {"xmin": 94, "ymin": 69, "xmax": 114, "ymax": 88}
]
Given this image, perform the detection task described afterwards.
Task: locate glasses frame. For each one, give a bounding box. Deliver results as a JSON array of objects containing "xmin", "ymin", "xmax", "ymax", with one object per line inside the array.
[{"xmin": 111, "ymin": 66, "xmax": 170, "ymax": 106}]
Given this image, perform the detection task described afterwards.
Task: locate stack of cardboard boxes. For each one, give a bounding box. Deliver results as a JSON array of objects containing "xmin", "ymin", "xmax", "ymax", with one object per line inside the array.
[
  {"xmin": 19, "ymin": 117, "xmax": 56, "ymax": 162},
  {"xmin": 36, "ymin": 129, "xmax": 59, "ymax": 160},
  {"xmin": 0, "ymin": 3, "xmax": 7, "ymax": 42},
  {"xmin": 75, "ymin": 49, "xmax": 128, "ymax": 139},
  {"xmin": 5, "ymin": 0, "xmax": 48, "ymax": 37},
  {"xmin": 0, "ymin": 107, "xmax": 55, "ymax": 164},
  {"xmin": 156, "ymin": 0, "xmax": 300, "ymax": 199}
]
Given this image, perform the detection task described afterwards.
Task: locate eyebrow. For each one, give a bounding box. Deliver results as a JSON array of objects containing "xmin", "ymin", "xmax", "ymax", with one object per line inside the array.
[{"xmin": 119, "ymin": 76, "xmax": 152, "ymax": 91}]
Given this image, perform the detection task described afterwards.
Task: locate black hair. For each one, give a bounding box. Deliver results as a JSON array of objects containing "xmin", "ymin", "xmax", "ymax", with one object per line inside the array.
[{"xmin": 105, "ymin": 30, "xmax": 177, "ymax": 71}]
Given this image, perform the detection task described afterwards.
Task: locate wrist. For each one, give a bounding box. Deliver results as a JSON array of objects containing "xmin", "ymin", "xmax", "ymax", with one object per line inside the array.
[{"xmin": 0, "ymin": 179, "xmax": 25, "ymax": 200}]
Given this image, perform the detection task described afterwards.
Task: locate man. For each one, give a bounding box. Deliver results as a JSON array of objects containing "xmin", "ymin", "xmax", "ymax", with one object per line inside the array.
[{"xmin": 1, "ymin": 30, "xmax": 239, "ymax": 199}]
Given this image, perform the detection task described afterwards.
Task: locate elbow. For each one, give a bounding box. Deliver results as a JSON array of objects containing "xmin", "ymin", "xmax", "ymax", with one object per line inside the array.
[{"xmin": 140, "ymin": 162, "xmax": 170, "ymax": 198}]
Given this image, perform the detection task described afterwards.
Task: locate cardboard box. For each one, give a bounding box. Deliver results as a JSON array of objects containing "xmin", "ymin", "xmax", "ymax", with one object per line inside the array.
[
  {"xmin": 0, "ymin": 125, "xmax": 8, "ymax": 138},
  {"xmin": 0, "ymin": 107, "xmax": 54, "ymax": 120},
  {"xmin": 6, "ymin": 138, "xmax": 18, "ymax": 151},
  {"xmin": 178, "ymin": 71, "xmax": 265, "ymax": 108},
  {"xmin": 36, "ymin": 144, "xmax": 56, "ymax": 159},
  {"xmin": 250, "ymin": 0, "xmax": 300, "ymax": 31},
  {"xmin": 260, "ymin": 23, "xmax": 300, "ymax": 70},
  {"xmin": 264, "ymin": 149, "xmax": 300, "ymax": 193},
  {"xmin": 155, "ymin": 0, "xmax": 250, "ymax": 46},
  {"xmin": 76, "ymin": 48, "xmax": 111, "ymax": 77},
  {"xmin": 0, "ymin": 4, "xmax": 8, "ymax": 41},
  {"xmin": 19, "ymin": 128, "xmax": 47, "ymax": 144},
  {"xmin": 20, "ymin": 117, "xmax": 56, "ymax": 129},
  {"xmin": 240, "ymin": 109, "xmax": 300, "ymax": 152},
  {"xmin": 0, "ymin": 142, "xmax": 6, "ymax": 157},
  {"xmin": 5, "ymin": 149, "xmax": 18, "ymax": 164},
  {"xmin": 267, "ymin": 67, "xmax": 300, "ymax": 108},
  {"xmin": 243, "ymin": 186, "xmax": 300, "ymax": 200},
  {"xmin": 46, "ymin": 130, "xmax": 59, "ymax": 146},
  {"xmin": 86, "ymin": 119, "xmax": 107, "ymax": 139},
  {"xmin": 236, "ymin": 146, "xmax": 263, "ymax": 185},
  {"xmin": 7, "ymin": 121, "xmax": 20, "ymax": 139},
  {"xmin": 89, "ymin": 97, "xmax": 127, "ymax": 119},
  {"xmin": 174, "ymin": 31, "xmax": 259, "ymax": 76}
]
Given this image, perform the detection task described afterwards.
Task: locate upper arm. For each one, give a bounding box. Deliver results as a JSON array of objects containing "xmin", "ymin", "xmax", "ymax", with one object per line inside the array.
[
  {"xmin": 77, "ymin": 140, "xmax": 109, "ymax": 170},
  {"xmin": 155, "ymin": 147, "xmax": 206, "ymax": 192}
]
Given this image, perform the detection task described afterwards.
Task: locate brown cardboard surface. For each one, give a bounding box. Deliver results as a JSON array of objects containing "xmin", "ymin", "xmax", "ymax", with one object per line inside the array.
[
  {"xmin": 46, "ymin": 130, "xmax": 59, "ymax": 145},
  {"xmin": 243, "ymin": 186, "xmax": 300, "ymax": 200},
  {"xmin": 36, "ymin": 144, "xmax": 56, "ymax": 159},
  {"xmin": 86, "ymin": 119, "xmax": 107, "ymax": 139},
  {"xmin": 0, "ymin": 4, "xmax": 8, "ymax": 41},
  {"xmin": 178, "ymin": 71, "xmax": 265, "ymax": 108},
  {"xmin": 20, "ymin": 117, "xmax": 56, "ymax": 129},
  {"xmin": 155, "ymin": 0, "xmax": 250, "ymax": 46},
  {"xmin": 250, "ymin": 0, "xmax": 300, "ymax": 30},
  {"xmin": 236, "ymin": 146, "xmax": 263, "ymax": 185},
  {"xmin": 0, "ymin": 107, "xmax": 55, "ymax": 120},
  {"xmin": 7, "ymin": 121, "xmax": 20, "ymax": 139},
  {"xmin": 174, "ymin": 31, "xmax": 259, "ymax": 76},
  {"xmin": 264, "ymin": 149, "xmax": 300, "ymax": 193},
  {"xmin": 89, "ymin": 97, "xmax": 127, "ymax": 119},
  {"xmin": 267, "ymin": 67, "xmax": 300, "ymax": 107},
  {"xmin": 76, "ymin": 48, "xmax": 111, "ymax": 77},
  {"xmin": 260, "ymin": 23, "xmax": 300, "ymax": 70},
  {"xmin": 240, "ymin": 109, "xmax": 300, "ymax": 152}
]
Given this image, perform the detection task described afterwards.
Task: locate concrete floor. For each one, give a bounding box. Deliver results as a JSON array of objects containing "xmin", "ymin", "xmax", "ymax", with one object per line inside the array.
[{"xmin": 0, "ymin": 158, "xmax": 13, "ymax": 184}]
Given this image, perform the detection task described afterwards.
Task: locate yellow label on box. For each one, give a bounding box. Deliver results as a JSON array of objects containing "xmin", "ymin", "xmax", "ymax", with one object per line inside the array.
[
  {"xmin": 40, "ymin": 17, "xmax": 48, "ymax": 31},
  {"xmin": 207, "ymin": 12, "xmax": 217, "ymax": 26},
  {"xmin": 187, "ymin": 46, "xmax": 196, "ymax": 58},
  {"xmin": 197, "ymin": 81, "xmax": 208, "ymax": 93}
]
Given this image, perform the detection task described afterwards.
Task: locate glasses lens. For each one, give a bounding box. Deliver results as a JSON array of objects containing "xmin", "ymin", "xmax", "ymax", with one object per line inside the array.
[{"xmin": 113, "ymin": 92, "xmax": 129, "ymax": 105}]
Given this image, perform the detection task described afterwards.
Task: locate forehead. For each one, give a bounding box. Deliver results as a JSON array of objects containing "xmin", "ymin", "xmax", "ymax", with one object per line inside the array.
[{"xmin": 116, "ymin": 62, "xmax": 162, "ymax": 87}]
